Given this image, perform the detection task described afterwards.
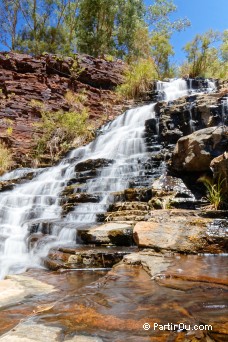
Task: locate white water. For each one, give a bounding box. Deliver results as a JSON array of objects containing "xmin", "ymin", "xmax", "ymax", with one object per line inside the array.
[
  {"xmin": 0, "ymin": 79, "xmax": 216, "ymax": 278},
  {"xmin": 156, "ymin": 79, "xmax": 188, "ymax": 101},
  {"xmin": 221, "ymin": 97, "xmax": 228, "ymax": 125}
]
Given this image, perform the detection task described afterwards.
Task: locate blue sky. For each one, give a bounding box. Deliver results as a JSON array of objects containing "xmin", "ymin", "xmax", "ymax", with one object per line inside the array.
[{"xmin": 144, "ymin": 0, "xmax": 228, "ymax": 63}]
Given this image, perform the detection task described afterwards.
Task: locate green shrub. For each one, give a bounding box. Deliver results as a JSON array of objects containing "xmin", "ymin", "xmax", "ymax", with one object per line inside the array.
[
  {"xmin": 0, "ymin": 143, "xmax": 13, "ymax": 175},
  {"xmin": 116, "ymin": 58, "xmax": 157, "ymax": 99},
  {"xmin": 34, "ymin": 108, "xmax": 92, "ymax": 161},
  {"xmin": 198, "ymin": 176, "xmax": 226, "ymax": 210}
]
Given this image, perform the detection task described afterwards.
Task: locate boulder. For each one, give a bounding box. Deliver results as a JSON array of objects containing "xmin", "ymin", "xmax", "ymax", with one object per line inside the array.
[
  {"xmin": 133, "ymin": 210, "xmax": 227, "ymax": 253},
  {"xmin": 77, "ymin": 222, "xmax": 133, "ymax": 246},
  {"xmin": 210, "ymin": 152, "xmax": 228, "ymax": 184},
  {"xmin": 170, "ymin": 126, "xmax": 228, "ymax": 172},
  {"xmin": 150, "ymin": 175, "xmax": 199, "ymax": 210}
]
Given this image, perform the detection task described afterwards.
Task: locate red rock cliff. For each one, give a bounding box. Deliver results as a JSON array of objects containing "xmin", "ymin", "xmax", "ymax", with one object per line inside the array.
[{"xmin": 0, "ymin": 52, "xmax": 126, "ymax": 168}]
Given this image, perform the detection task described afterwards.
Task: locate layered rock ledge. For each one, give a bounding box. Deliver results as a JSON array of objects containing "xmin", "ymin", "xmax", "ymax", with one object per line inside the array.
[{"xmin": 0, "ymin": 52, "xmax": 126, "ymax": 167}]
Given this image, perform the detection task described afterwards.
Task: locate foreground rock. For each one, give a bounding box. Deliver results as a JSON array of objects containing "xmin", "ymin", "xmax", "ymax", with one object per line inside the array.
[
  {"xmin": 0, "ymin": 322, "xmax": 103, "ymax": 341},
  {"xmin": 133, "ymin": 210, "xmax": 227, "ymax": 253},
  {"xmin": 170, "ymin": 126, "xmax": 228, "ymax": 172},
  {"xmin": 0, "ymin": 256, "xmax": 227, "ymax": 341},
  {"xmin": 0, "ymin": 275, "xmax": 55, "ymax": 309}
]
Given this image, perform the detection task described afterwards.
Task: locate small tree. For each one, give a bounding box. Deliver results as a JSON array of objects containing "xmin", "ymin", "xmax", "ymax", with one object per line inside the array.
[
  {"xmin": 183, "ymin": 30, "xmax": 221, "ymax": 78},
  {"xmin": 0, "ymin": 0, "xmax": 20, "ymax": 50}
]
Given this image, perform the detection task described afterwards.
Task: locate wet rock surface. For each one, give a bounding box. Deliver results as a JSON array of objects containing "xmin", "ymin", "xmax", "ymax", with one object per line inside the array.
[
  {"xmin": 75, "ymin": 158, "xmax": 114, "ymax": 172},
  {"xmin": 1, "ymin": 255, "xmax": 227, "ymax": 341},
  {"xmin": 155, "ymin": 90, "xmax": 228, "ymax": 145},
  {"xmin": 133, "ymin": 210, "xmax": 227, "ymax": 253}
]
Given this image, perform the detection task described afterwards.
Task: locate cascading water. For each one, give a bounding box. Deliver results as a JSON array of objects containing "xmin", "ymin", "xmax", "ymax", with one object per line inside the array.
[
  {"xmin": 221, "ymin": 97, "xmax": 228, "ymax": 125},
  {"xmin": 156, "ymin": 79, "xmax": 188, "ymax": 101},
  {"xmin": 0, "ymin": 79, "xmax": 216, "ymax": 279}
]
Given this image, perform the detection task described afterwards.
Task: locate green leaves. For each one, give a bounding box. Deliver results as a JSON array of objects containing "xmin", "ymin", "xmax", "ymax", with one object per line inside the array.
[
  {"xmin": 181, "ymin": 29, "xmax": 227, "ymax": 78},
  {"xmin": 116, "ymin": 58, "xmax": 157, "ymax": 99},
  {"xmin": 198, "ymin": 176, "xmax": 226, "ymax": 210},
  {"xmin": 148, "ymin": 0, "xmax": 190, "ymax": 34}
]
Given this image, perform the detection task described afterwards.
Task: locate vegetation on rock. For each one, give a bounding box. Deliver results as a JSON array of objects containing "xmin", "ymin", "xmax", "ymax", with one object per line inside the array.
[
  {"xmin": 116, "ymin": 58, "xmax": 157, "ymax": 99},
  {"xmin": 0, "ymin": 142, "xmax": 13, "ymax": 175},
  {"xmin": 198, "ymin": 176, "xmax": 226, "ymax": 210},
  {"xmin": 33, "ymin": 91, "xmax": 93, "ymax": 162}
]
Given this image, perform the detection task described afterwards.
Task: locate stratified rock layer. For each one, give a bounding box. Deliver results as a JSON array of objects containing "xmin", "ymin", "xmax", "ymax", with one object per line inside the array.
[
  {"xmin": 0, "ymin": 52, "xmax": 125, "ymax": 167},
  {"xmin": 133, "ymin": 210, "xmax": 227, "ymax": 253}
]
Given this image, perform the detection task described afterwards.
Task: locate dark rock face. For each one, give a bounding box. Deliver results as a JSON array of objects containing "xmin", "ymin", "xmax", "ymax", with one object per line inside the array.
[
  {"xmin": 155, "ymin": 91, "xmax": 228, "ymax": 145},
  {"xmin": 75, "ymin": 158, "xmax": 114, "ymax": 172},
  {"xmin": 0, "ymin": 52, "xmax": 125, "ymax": 168}
]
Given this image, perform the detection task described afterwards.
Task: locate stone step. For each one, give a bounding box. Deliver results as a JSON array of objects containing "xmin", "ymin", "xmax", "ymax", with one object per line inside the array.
[
  {"xmin": 101, "ymin": 210, "xmax": 148, "ymax": 222},
  {"xmin": 77, "ymin": 222, "xmax": 133, "ymax": 246},
  {"xmin": 43, "ymin": 246, "xmax": 136, "ymax": 270},
  {"xmin": 108, "ymin": 201, "xmax": 150, "ymax": 212}
]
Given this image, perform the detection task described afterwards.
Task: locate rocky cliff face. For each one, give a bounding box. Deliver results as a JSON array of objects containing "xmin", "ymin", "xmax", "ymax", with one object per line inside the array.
[
  {"xmin": 0, "ymin": 52, "xmax": 126, "ymax": 168},
  {"xmin": 153, "ymin": 86, "xmax": 228, "ymax": 145}
]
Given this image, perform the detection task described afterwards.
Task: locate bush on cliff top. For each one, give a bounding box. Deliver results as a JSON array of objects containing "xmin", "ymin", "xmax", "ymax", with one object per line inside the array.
[
  {"xmin": 116, "ymin": 58, "xmax": 157, "ymax": 99},
  {"xmin": 0, "ymin": 143, "xmax": 13, "ymax": 175}
]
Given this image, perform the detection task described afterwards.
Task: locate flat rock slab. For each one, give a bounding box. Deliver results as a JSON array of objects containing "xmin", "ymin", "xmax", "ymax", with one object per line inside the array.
[
  {"xmin": 133, "ymin": 210, "xmax": 227, "ymax": 253},
  {"xmin": 0, "ymin": 275, "xmax": 55, "ymax": 309},
  {"xmin": 0, "ymin": 323, "xmax": 62, "ymax": 342},
  {"xmin": 123, "ymin": 251, "xmax": 172, "ymax": 278},
  {"xmin": 0, "ymin": 322, "xmax": 103, "ymax": 342},
  {"xmin": 65, "ymin": 336, "xmax": 103, "ymax": 342},
  {"xmin": 77, "ymin": 222, "xmax": 133, "ymax": 246},
  {"xmin": 123, "ymin": 251, "xmax": 228, "ymax": 285}
]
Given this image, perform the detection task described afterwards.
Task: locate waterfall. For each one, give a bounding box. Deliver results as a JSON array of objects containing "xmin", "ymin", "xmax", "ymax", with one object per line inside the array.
[
  {"xmin": 221, "ymin": 97, "xmax": 228, "ymax": 125},
  {"xmin": 0, "ymin": 78, "xmax": 214, "ymax": 279},
  {"xmin": 156, "ymin": 79, "xmax": 188, "ymax": 102},
  {"xmin": 206, "ymin": 79, "xmax": 216, "ymax": 92}
]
